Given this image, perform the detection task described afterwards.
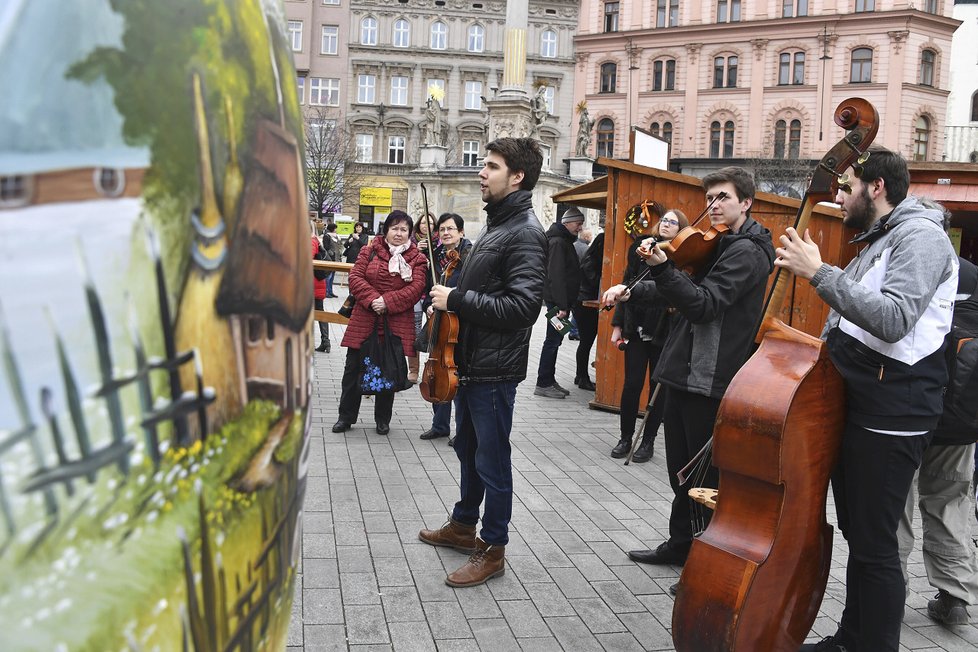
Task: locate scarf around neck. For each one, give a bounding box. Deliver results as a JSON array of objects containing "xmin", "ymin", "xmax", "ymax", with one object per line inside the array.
[{"xmin": 387, "ymin": 242, "xmax": 412, "ymax": 281}]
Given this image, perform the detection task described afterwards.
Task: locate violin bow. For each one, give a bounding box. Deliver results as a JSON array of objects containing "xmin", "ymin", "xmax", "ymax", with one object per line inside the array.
[{"xmin": 420, "ymin": 183, "xmax": 438, "ymax": 287}]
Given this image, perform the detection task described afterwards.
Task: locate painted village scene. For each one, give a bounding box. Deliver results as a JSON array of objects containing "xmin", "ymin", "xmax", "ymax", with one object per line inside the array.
[{"xmin": 0, "ymin": 0, "xmax": 314, "ymax": 649}]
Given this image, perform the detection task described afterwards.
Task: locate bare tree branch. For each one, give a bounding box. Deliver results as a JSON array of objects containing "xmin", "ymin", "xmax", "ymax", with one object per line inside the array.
[{"xmin": 303, "ymin": 106, "xmax": 369, "ymax": 219}]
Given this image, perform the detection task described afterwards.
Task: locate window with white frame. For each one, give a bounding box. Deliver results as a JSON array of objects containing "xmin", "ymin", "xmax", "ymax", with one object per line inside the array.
[
  {"xmin": 431, "ymin": 21, "xmax": 447, "ymax": 50},
  {"xmin": 657, "ymin": 0, "xmax": 679, "ymax": 27},
  {"xmin": 773, "ymin": 118, "xmax": 801, "ymax": 158},
  {"xmin": 361, "ymin": 17, "xmax": 377, "ymax": 45},
  {"xmin": 597, "ymin": 118, "xmax": 615, "ymax": 157},
  {"xmin": 717, "ymin": 0, "xmax": 741, "ymax": 22},
  {"xmin": 604, "ymin": 2, "xmax": 619, "ymax": 32},
  {"xmin": 323, "ymin": 0, "xmax": 340, "ymax": 4},
  {"xmin": 914, "ymin": 116, "xmax": 930, "ymax": 161},
  {"xmin": 388, "ymin": 136, "xmax": 406, "ymax": 164},
  {"xmin": 296, "ymin": 76, "xmax": 305, "ymax": 104},
  {"xmin": 710, "ymin": 120, "xmax": 735, "ymax": 157},
  {"xmin": 321, "ymin": 25, "xmax": 338, "ymax": 55},
  {"xmin": 468, "ymin": 25, "xmax": 485, "ymax": 53},
  {"xmin": 393, "ymin": 19, "xmax": 410, "ymax": 47},
  {"xmin": 782, "ymin": 0, "xmax": 808, "ymax": 17},
  {"xmin": 924, "ymin": 0, "xmax": 938, "ymax": 12},
  {"xmin": 540, "ymin": 144, "xmax": 552, "ymax": 170},
  {"xmin": 464, "ymin": 80, "xmax": 483, "ymax": 110},
  {"xmin": 390, "ymin": 76, "xmax": 408, "ymax": 105},
  {"xmin": 713, "ymin": 56, "xmax": 737, "ymax": 88},
  {"xmin": 920, "ymin": 49, "xmax": 935, "ymax": 86},
  {"xmin": 357, "ymin": 74, "xmax": 376, "ymax": 103},
  {"xmin": 850, "ymin": 48, "xmax": 873, "ymax": 83},
  {"xmin": 855, "ymin": 0, "xmax": 874, "ymax": 11},
  {"xmin": 356, "ymin": 134, "xmax": 373, "ymax": 162},
  {"xmin": 653, "ymin": 59, "xmax": 676, "ymax": 91},
  {"xmin": 778, "ymin": 52, "xmax": 805, "ymax": 85},
  {"xmin": 541, "ymin": 30, "xmax": 557, "ymax": 58},
  {"xmin": 310, "ymin": 77, "xmax": 340, "ymax": 106},
  {"xmin": 463, "ymin": 140, "xmax": 480, "ymax": 166},
  {"xmin": 600, "ymin": 62, "xmax": 617, "ymax": 93},
  {"xmin": 288, "ymin": 20, "xmax": 303, "ymax": 51},
  {"xmin": 650, "ymin": 121, "xmax": 673, "ymax": 143},
  {"xmin": 309, "ymin": 120, "xmax": 335, "ymax": 142}
]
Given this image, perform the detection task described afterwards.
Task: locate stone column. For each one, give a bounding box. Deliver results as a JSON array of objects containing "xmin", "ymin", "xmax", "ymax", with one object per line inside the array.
[{"xmin": 500, "ymin": 1, "xmax": 529, "ymax": 97}]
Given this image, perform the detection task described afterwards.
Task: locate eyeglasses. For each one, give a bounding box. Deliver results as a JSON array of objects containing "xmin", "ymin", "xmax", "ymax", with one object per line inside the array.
[
  {"xmin": 660, "ymin": 218, "xmax": 679, "ymax": 226},
  {"xmin": 439, "ymin": 225, "xmax": 458, "ymax": 233}
]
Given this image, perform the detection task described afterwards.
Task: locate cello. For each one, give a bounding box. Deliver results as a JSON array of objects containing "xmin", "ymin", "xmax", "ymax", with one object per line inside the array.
[
  {"xmin": 671, "ymin": 98, "xmax": 879, "ymax": 651},
  {"xmin": 418, "ymin": 184, "xmax": 461, "ymax": 404}
]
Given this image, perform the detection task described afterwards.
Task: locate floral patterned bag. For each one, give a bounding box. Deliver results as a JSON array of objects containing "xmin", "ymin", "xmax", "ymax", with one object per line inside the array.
[{"xmin": 358, "ymin": 316, "xmax": 409, "ymax": 395}]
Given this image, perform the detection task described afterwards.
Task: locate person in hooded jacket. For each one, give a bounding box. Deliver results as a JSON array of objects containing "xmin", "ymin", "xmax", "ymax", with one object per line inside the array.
[
  {"xmin": 606, "ymin": 167, "xmax": 776, "ymax": 575},
  {"xmin": 332, "ymin": 211, "xmax": 428, "ymax": 436},
  {"xmin": 312, "ymin": 233, "xmax": 330, "ymax": 352},
  {"xmin": 777, "ymin": 146, "xmax": 958, "ymax": 652},
  {"xmin": 533, "ymin": 206, "xmax": 585, "ymax": 399}
]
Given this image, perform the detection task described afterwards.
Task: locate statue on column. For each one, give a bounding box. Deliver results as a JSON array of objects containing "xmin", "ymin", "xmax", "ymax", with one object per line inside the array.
[
  {"xmin": 575, "ymin": 101, "xmax": 593, "ymax": 158},
  {"xmin": 422, "ymin": 95, "xmax": 443, "ymax": 147},
  {"xmin": 531, "ymin": 85, "xmax": 548, "ymax": 135}
]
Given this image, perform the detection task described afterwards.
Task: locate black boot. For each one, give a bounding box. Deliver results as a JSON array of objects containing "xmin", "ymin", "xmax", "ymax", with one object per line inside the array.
[
  {"xmin": 631, "ymin": 433, "xmax": 655, "ymax": 463},
  {"xmin": 316, "ymin": 339, "xmax": 330, "ymax": 353},
  {"xmin": 611, "ymin": 436, "xmax": 631, "ymax": 459}
]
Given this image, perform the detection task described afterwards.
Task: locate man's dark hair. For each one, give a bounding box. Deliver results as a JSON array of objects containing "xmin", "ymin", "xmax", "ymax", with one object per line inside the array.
[
  {"xmin": 382, "ymin": 210, "xmax": 414, "ymax": 235},
  {"xmin": 437, "ymin": 212, "xmax": 464, "ymax": 232},
  {"xmin": 326, "ymin": 222, "xmax": 337, "ymax": 233},
  {"xmin": 485, "ymin": 137, "xmax": 543, "ymax": 191},
  {"xmin": 702, "ymin": 166, "xmax": 756, "ymax": 204},
  {"xmin": 854, "ymin": 145, "xmax": 910, "ymax": 207}
]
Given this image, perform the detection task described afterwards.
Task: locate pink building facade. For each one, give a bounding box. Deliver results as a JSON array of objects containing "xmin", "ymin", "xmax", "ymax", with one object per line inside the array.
[{"xmin": 574, "ymin": 0, "xmax": 959, "ymax": 175}]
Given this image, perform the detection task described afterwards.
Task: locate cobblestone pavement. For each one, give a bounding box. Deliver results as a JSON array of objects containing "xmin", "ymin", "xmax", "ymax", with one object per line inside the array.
[{"xmin": 290, "ymin": 293, "xmax": 978, "ymax": 651}]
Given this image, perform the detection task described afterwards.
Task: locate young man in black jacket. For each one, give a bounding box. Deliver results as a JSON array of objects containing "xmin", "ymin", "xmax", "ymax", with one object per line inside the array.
[
  {"xmin": 534, "ymin": 205, "xmax": 585, "ymax": 398},
  {"xmin": 612, "ymin": 167, "xmax": 775, "ymax": 572},
  {"xmin": 418, "ymin": 137, "xmax": 547, "ymax": 588}
]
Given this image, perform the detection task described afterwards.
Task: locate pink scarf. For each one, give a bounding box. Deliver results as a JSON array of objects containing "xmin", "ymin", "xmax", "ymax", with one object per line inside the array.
[{"xmin": 387, "ymin": 242, "xmax": 412, "ymax": 281}]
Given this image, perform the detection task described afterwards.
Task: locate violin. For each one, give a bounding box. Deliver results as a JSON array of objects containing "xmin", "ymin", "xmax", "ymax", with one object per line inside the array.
[
  {"xmin": 635, "ymin": 192, "xmax": 729, "ymax": 277},
  {"xmin": 671, "ymin": 98, "xmax": 879, "ymax": 651},
  {"xmin": 418, "ymin": 184, "xmax": 461, "ymax": 405}
]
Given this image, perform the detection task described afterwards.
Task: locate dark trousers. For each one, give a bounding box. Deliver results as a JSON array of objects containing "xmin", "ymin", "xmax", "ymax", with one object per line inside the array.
[
  {"xmin": 314, "ymin": 298, "xmax": 329, "ymax": 342},
  {"xmin": 834, "ymin": 424, "xmax": 929, "ymax": 652},
  {"xmin": 337, "ymin": 348, "xmax": 394, "ymax": 425},
  {"xmin": 535, "ymin": 303, "xmax": 564, "ymax": 388},
  {"xmin": 451, "ymin": 381, "xmax": 518, "ymax": 546},
  {"xmin": 662, "ymin": 388, "xmax": 721, "ymax": 551},
  {"xmin": 619, "ymin": 338, "xmax": 665, "ymax": 442},
  {"xmin": 325, "ymin": 271, "xmax": 336, "ymax": 296},
  {"xmin": 572, "ymin": 303, "xmax": 599, "ymax": 381},
  {"xmin": 430, "ymin": 395, "xmax": 460, "ymax": 435}
]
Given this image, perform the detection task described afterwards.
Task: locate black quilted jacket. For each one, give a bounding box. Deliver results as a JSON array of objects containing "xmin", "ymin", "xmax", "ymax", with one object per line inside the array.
[{"xmin": 447, "ymin": 190, "xmax": 547, "ymax": 383}]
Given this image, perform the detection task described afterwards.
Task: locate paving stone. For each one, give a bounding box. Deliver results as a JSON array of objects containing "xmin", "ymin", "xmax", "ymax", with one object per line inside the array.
[
  {"xmin": 497, "ymin": 599, "xmax": 551, "ymax": 638},
  {"xmin": 388, "ymin": 621, "xmax": 437, "ymax": 652},
  {"xmin": 345, "ymin": 604, "xmax": 390, "ymax": 645},
  {"xmin": 469, "ymin": 617, "xmax": 521, "ymax": 652},
  {"xmin": 341, "ymin": 572, "xmax": 382, "ymax": 605},
  {"xmin": 302, "ymin": 624, "xmax": 348, "ymax": 650},
  {"xmin": 381, "ymin": 585, "xmax": 426, "ymax": 623},
  {"xmin": 304, "ymin": 558, "xmax": 340, "ymax": 589},
  {"xmin": 543, "ymin": 615, "xmax": 604, "ymax": 651}
]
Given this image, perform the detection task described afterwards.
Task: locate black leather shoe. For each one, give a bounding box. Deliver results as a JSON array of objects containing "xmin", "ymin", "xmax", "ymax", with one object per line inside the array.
[
  {"xmin": 577, "ymin": 377, "xmax": 596, "ymax": 391},
  {"xmin": 447, "ymin": 436, "xmax": 455, "ymax": 447},
  {"xmin": 631, "ymin": 437, "xmax": 655, "ymax": 463},
  {"xmin": 332, "ymin": 420, "xmax": 351, "ymax": 433},
  {"xmin": 420, "ymin": 428, "xmax": 448, "ymax": 440},
  {"xmin": 668, "ymin": 582, "xmax": 679, "ymax": 596},
  {"xmin": 611, "ymin": 438, "xmax": 631, "ymax": 459},
  {"xmin": 315, "ymin": 341, "xmax": 328, "ymax": 352},
  {"xmin": 628, "ymin": 541, "xmax": 688, "ymax": 565},
  {"xmin": 376, "ymin": 423, "xmax": 390, "ymax": 435}
]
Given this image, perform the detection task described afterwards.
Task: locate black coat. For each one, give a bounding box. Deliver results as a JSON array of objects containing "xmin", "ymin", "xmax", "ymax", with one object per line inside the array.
[
  {"xmin": 648, "ymin": 217, "xmax": 775, "ymax": 399},
  {"xmin": 542, "ymin": 222, "xmax": 581, "ymax": 311},
  {"xmin": 577, "ymin": 232, "xmax": 604, "ymax": 302},
  {"xmin": 344, "ymin": 232, "xmax": 368, "ymax": 263},
  {"xmin": 613, "ymin": 238, "xmax": 672, "ymax": 344},
  {"xmin": 447, "ymin": 190, "xmax": 547, "ymax": 383}
]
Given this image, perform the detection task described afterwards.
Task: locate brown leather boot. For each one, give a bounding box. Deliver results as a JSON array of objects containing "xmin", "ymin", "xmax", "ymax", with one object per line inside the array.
[
  {"xmin": 445, "ymin": 538, "xmax": 505, "ymax": 587},
  {"xmin": 407, "ymin": 354, "xmax": 420, "ymax": 384},
  {"xmin": 418, "ymin": 518, "xmax": 477, "ymax": 553}
]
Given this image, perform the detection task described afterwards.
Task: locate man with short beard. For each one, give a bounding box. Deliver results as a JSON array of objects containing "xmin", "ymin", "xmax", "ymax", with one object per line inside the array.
[{"xmin": 776, "ymin": 145, "xmax": 959, "ymax": 652}]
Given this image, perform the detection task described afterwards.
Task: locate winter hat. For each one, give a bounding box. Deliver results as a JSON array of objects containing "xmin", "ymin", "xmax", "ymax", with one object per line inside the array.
[{"xmin": 561, "ymin": 206, "xmax": 585, "ymax": 224}]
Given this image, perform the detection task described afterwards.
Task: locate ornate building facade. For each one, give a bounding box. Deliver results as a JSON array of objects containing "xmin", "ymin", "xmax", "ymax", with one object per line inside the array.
[{"xmin": 574, "ymin": 0, "xmax": 959, "ymax": 186}]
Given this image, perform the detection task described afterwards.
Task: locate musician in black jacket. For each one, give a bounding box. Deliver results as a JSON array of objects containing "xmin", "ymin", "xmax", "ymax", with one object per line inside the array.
[{"xmin": 418, "ymin": 138, "xmax": 547, "ymax": 589}]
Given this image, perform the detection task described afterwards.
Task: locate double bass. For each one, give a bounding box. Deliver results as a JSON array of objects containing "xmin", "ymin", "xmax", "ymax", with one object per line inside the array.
[{"xmin": 672, "ymin": 98, "xmax": 879, "ymax": 651}]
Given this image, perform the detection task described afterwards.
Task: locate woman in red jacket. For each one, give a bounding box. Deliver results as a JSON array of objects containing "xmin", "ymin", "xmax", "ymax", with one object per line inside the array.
[
  {"xmin": 312, "ymin": 233, "xmax": 330, "ymax": 352},
  {"xmin": 332, "ymin": 211, "xmax": 428, "ymax": 435}
]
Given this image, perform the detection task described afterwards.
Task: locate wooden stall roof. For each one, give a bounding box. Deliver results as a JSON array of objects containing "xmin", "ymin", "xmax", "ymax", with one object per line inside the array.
[{"xmin": 551, "ymin": 175, "xmax": 608, "ymax": 210}]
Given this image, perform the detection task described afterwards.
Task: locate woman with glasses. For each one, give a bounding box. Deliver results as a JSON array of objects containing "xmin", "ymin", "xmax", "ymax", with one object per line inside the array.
[
  {"xmin": 418, "ymin": 213, "xmax": 473, "ymax": 445},
  {"xmin": 606, "ymin": 209, "xmax": 688, "ymax": 462}
]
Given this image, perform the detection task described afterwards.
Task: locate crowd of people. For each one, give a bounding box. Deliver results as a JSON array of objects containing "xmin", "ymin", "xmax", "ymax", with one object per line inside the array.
[{"xmin": 313, "ymin": 139, "xmax": 978, "ymax": 648}]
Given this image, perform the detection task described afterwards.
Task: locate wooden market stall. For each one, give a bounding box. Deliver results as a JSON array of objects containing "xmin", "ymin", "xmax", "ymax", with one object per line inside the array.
[{"xmin": 553, "ymin": 158, "xmax": 858, "ymax": 413}]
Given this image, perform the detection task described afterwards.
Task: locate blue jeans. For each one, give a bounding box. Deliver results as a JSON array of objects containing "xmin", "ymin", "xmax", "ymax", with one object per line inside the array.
[
  {"xmin": 325, "ymin": 271, "xmax": 335, "ymax": 296},
  {"xmin": 451, "ymin": 381, "xmax": 518, "ymax": 546},
  {"xmin": 430, "ymin": 396, "xmax": 458, "ymax": 435},
  {"xmin": 535, "ymin": 303, "xmax": 564, "ymax": 388}
]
